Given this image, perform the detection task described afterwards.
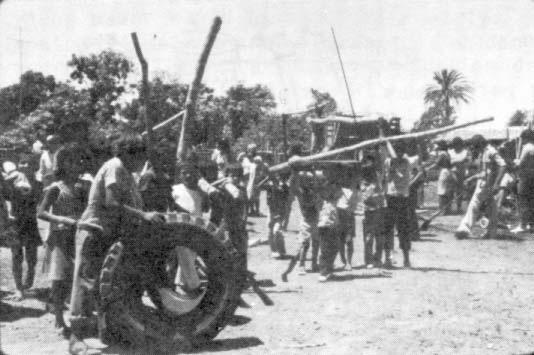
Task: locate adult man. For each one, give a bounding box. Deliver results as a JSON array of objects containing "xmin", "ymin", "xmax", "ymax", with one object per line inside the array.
[
  {"xmin": 69, "ymin": 134, "xmax": 165, "ymax": 355},
  {"xmin": 455, "ymin": 135, "xmax": 506, "ymax": 240}
]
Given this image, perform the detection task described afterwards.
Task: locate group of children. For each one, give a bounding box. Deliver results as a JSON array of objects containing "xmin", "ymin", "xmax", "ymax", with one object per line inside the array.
[
  {"xmin": 8, "ymin": 129, "xmax": 509, "ymax": 353},
  {"xmin": 0, "ymin": 134, "xmax": 254, "ymax": 355},
  {"xmin": 257, "ymin": 138, "xmax": 424, "ymax": 283}
]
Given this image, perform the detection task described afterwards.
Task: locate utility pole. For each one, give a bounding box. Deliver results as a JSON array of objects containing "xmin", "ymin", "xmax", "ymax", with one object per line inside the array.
[{"xmin": 18, "ymin": 26, "xmax": 23, "ymax": 117}]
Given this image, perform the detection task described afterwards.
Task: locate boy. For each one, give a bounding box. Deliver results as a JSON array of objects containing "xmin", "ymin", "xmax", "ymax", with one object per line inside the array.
[
  {"xmin": 263, "ymin": 172, "xmax": 290, "ymax": 259},
  {"xmin": 382, "ymin": 140, "xmax": 413, "ymax": 268},
  {"xmin": 171, "ymin": 162, "xmax": 209, "ymax": 294},
  {"xmin": 219, "ymin": 164, "xmax": 249, "ymax": 294},
  {"xmin": 69, "ymin": 134, "xmax": 165, "ymax": 355},
  {"xmin": 291, "ymin": 169, "xmax": 321, "ymax": 275},
  {"xmin": 336, "ymin": 165, "xmax": 358, "ymax": 270},
  {"xmin": 317, "ymin": 169, "xmax": 342, "ymax": 282},
  {"xmin": 3, "ymin": 161, "xmax": 41, "ymax": 300},
  {"xmin": 360, "ymin": 161, "xmax": 387, "ymax": 268}
]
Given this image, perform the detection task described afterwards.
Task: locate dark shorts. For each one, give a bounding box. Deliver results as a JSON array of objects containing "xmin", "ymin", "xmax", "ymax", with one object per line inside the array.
[{"xmin": 337, "ymin": 209, "xmax": 355, "ymax": 239}]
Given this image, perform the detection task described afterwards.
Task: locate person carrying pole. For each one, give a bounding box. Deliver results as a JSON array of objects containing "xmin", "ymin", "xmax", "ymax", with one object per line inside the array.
[{"xmin": 455, "ymin": 134, "xmax": 506, "ymax": 240}]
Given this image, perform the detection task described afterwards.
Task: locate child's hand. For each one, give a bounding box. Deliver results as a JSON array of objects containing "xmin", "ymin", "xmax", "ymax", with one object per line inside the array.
[
  {"xmin": 143, "ymin": 212, "xmax": 166, "ymax": 224},
  {"xmin": 61, "ymin": 217, "xmax": 78, "ymax": 226}
]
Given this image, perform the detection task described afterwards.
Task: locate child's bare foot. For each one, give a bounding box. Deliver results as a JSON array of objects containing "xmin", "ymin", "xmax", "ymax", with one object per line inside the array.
[
  {"xmin": 12, "ymin": 289, "xmax": 25, "ymax": 301},
  {"xmin": 69, "ymin": 334, "xmax": 88, "ymax": 355}
]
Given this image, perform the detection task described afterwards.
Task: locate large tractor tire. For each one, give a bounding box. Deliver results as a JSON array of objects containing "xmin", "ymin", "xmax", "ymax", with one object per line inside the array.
[{"xmin": 98, "ymin": 213, "xmax": 241, "ymax": 349}]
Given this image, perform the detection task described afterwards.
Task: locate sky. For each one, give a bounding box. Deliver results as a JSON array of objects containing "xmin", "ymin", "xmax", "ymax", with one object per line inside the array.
[{"xmin": 1, "ymin": 0, "xmax": 534, "ymax": 129}]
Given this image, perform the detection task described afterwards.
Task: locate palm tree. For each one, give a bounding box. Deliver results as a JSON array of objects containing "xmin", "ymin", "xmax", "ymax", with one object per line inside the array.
[{"xmin": 424, "ymin": 69, "xmax": 473, "ymax": 127}]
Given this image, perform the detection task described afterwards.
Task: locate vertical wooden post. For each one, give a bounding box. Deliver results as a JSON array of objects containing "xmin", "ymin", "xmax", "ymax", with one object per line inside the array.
[
  {"xmin": 131, "ymin": 32, "xmax": 155, "ymax": 166},
  {"xmin": 176, "ymin": 17, "xmax": 222, "ymax": 164},
  {"xmin": 282, "ymin": 114, "xmax": 289, "ymax": 161}
]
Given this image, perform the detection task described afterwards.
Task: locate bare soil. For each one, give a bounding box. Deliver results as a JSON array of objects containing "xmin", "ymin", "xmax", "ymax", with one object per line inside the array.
[{"xmin": 2, "ymin": 188, "xmax": 534, "ymax": 355}]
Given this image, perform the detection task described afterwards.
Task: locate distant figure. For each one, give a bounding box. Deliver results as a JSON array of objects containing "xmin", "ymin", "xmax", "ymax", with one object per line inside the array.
[
  {"xmin": 3, "ymin": 161, "xmax": 41, "ymax": 301},
  {"xmin": 211, "ymin": 138, "xmax": 232, "ymax": 179},
  {"xmin": 448, "ymin": 137, "xmax": 469, "ymax": 213},
  {"xmin": 512, "ymin": 130, "xmax": 534, "ymax": 233},
  {"xmin": 36, "ymin": 134, "xmax": 62, "ymax": 188},
  {"xmin": 436, "ymin": 153, "xmax": 456, "ymax": 215},
  {"xmin": 243, "ymin": 144, "xmax": 266, "ymax": 216}
]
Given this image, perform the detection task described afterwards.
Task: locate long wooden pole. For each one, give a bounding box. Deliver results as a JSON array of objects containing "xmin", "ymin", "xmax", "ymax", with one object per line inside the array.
[
  {"xmin": 269, "ymin": 117, "xmax": 494, "ymax": 173},
  {"xmin": 331, "ymin": 27, "xmax": 357, "ymax": 118},
  {"xmin": 176, "ymin": 17, "xmax": 222, "ymax": 163},
  {"xmin": 131, "ymin": 32, "xmax": 155, "ymax": 165},
  {"xmin": 141, "ymin": 110, "xmax": 185, "ymax": 137}
]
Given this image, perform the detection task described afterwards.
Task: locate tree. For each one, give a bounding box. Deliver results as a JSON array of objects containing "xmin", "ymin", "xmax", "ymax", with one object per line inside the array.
[
  {"xmin": 0, "ymin": 70, "xmax": 56, "ymax": 127},
  {"xmin": 421, "ymin": 69, "xmax": 473, "ymax": 129},
  {"xmin": 508, "ymin": 110, "xmax": 528, "ymax": 127},
  {"xmin": 121, "ymin": 74, "xmax": 223, "ymax": 146},
  {"xmin": 68, "ymin": 50, "xmax": 133, "ymax": 122},
  {"xmin": 223, "ymin": 84, "xmax": 276, "ymax": 140}
]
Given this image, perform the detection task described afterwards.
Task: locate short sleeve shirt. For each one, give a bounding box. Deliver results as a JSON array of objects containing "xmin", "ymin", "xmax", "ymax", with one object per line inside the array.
[
  {"xmin": 384, "ymin": 157, "xmax": 411, "ymax": 198},
  {"xmin": 171, "ymin": 183, "xmax": 204, "ymax": 217},
  {"xmin": 79, "ymin": 157, "xmax": 143, "ymax": 235},
  {"xmin": 480, "ymin": 145, "xmax": 506, "ymax": 187}
]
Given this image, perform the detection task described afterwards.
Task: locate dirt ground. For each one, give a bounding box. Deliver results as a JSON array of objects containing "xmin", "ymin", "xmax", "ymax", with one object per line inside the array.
[{"xmin": 2, "ymin": 186, "xmax": 534, "ymax": 355}]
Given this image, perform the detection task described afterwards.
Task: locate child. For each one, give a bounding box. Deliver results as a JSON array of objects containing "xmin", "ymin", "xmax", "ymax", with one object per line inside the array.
[
  {"xmin": 513, "ymin": 130, "xmax": 534, "ymax": 233},
  {"xmin": 219, "ymin": 164, "xmax": 249, "ymax": 294},
  {"xmin": 3, "ymin": 161, "xmax": 41, "ymax": 300},
  {"xmin": 37, "ymin": 146, "xmax": 87, "ymax": 333},
  {"xmin": 263, "ymin": 172, "xmax": 290, "ymax": 259},
  {"xmin": 360, "ymin": 163, "xmax": 386, "ymax": 267},
  {"xmin": 68, "ymin": 134, "xmax": 165, "ymax": 354},
  {"xmin": 436, "ymin": 154, "xmax": 456, "ymax": 215},
  {"xmin": 317, "ymin": 170, "xmax": 343, "ymax": 282},
  {"xmin": 383, "ymin": 140, "xmax": 413, "ymax": 268},
  {"xmin": 291, "ymin": 169, "xmax": 321, "ymax": 275},
  {"xmin": 171, "ymin": 162, "xmax": 209, "ymax": 295},
  {"xmin": 336, "ymin": 165, "xmax": 358, "ymax": 270}
]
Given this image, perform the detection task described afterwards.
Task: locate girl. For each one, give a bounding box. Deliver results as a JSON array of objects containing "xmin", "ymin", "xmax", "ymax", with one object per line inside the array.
[{"xmin": 37, "ymin": 146, "xmax": 87, "ymax": 333}]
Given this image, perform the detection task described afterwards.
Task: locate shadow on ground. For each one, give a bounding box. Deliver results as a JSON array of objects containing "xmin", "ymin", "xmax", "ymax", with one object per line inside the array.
[
  {"xmin": 410, "ymin": 266, "xmax": 534, "ymax": 276},
  {"xmin": 192, "ymin": 336, "xmax": 264, "ymax": 353},
  {"xmin": 0, "ymin": 301, "xmax": 46, "ymax": 322}
]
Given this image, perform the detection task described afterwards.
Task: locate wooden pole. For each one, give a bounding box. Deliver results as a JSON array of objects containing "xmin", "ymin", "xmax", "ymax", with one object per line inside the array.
[
  {"xmin": 282, "ymin": 114, "xmax": 289, "ymax": 160},
  {"xmin": 176, "ymin": 17, "xmax": 222, "ymax": 163},
  {"xmin": 331, "ymin": 27, "xmax": 357, "ymax": 118},
  {"xmin": 131, "ymin": 32, "xmax": 155, "ymax": 165},
  {"xmin": 141, "ymin": 110, "xmax": 185, "ymax": 137},
  {"xmin": 269, "ymin": 117, "xmax": 494, "ymax": 173}
]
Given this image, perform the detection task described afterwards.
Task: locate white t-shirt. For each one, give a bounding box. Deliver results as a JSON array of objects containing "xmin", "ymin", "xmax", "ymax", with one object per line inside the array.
[{"xmin": 172, "ymin": 184, "xmax": 204, "ymax": 217}]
